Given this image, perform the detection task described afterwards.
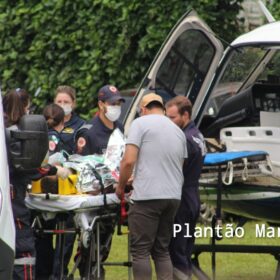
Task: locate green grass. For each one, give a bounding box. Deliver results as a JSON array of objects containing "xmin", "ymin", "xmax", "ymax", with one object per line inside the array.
[
  {"xmin": 69, "ymin": 221, "xmax": 280, "ymax": 279},
  {"xmin": 194, "ymin": 221, "xmax": 279, "ymax": 280}
]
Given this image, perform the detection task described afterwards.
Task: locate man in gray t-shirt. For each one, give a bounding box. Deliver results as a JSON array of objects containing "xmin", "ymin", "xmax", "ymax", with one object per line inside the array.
[{"xmin": 116, "ymin": 93, "xmax": 187, "ymax": 280}]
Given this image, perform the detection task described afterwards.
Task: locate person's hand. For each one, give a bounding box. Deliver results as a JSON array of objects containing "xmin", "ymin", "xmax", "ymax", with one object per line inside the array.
[
  {"xmin": 56, "ymin": 166, "xmax": 72, "ymax": 179},
  {"xmin": 127, "ymin": 175, "xmax": 134, "ymax": 186},
  {"xmin": 115, "ymin": 184, "xmax": 123, "ymax": 200}
]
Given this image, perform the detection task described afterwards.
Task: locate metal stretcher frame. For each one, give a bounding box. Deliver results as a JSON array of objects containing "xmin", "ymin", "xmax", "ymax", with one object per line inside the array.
[
  {"xmin": 28, "ymin": 193, "xmax": 132, "ymax": 280},
  {"xmin": 193, "ymin": 150, "xmax": 280, "ymax": 280}
]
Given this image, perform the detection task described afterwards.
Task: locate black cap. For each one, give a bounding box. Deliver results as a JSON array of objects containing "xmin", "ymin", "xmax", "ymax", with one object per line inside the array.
[{"xmin": 98, "ymin": 85, "xmax": 125, "ymax": 103}]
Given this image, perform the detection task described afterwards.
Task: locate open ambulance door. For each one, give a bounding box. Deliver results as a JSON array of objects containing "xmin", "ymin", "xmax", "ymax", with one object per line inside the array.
[{"xmin": 124, "ymin": 10, "xmax": 224, "ymax": 132}]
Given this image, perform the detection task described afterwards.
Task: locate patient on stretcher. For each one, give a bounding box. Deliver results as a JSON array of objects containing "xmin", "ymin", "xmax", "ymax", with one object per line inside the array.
[{"xmin": 32, "ymin": 127, "xmax": 125, "ymax": 196}]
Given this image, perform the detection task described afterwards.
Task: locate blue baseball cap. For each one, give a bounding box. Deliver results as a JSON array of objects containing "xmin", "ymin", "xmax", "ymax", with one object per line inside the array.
[{"xmin": 98, "ymin": 85, "xmax": 125, "ymax": 103}]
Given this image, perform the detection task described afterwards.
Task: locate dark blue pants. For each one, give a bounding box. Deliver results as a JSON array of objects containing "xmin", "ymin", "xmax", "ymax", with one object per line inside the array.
[
  {"xmin": 35, "ymin": 214, "xmax": 76, "ymax": 279},
  {"xmin": 78, "ymin": 216, "xmax": 117, "ymax": 279},
  {"xmin": 35, "ymin": 218, "xmax": 56, "ymax": 279},
  {"xmin": 53, "ymin": 214, "xmax": 76, "ymax": 278},
  {"xmin": 169, "ymin": 187, "xmax": 200, "ymax": 276},
  {"xmin": 11, "ymin": 177, "xmax": 36, "ymax": 280}
]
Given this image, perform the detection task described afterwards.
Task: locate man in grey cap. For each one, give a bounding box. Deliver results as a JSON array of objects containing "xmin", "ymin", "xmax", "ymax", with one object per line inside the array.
[{"xmin": 116, "ymin": 93, "xmax": 188, "ymax": 280}]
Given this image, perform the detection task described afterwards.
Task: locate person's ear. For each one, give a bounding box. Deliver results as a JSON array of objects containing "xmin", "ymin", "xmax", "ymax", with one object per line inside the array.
[
  {"xmin": 183, "ymin": 111, "xmax": 190, "ymax": 120},
  {"xmin": 72, "ymin": 100, "xmax": 77, "ymax": 109},
  {"xmin": 98, "ymin": 100, "xmax": 105, "ymax": 111}
]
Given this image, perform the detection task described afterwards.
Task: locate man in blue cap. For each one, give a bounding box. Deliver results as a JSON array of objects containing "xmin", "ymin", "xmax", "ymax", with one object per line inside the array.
[
  {"xmin": 76, "ymin": 84, "xmax": 125, "ymax": 155},
  {"xmin": 75, "ymin": 85, "xmax": 125, "ymax": 278}
]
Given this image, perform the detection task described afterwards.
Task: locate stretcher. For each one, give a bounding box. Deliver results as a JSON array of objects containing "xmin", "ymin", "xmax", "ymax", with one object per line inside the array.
[
  {"xmin": 197, "ymin": 150, "xmax": 272, "ymax": 280},
  {"xmin": 200, "ymin": 150, "xmax": 272, "ymax": 185},
  {"xmin": 26, "ymin": 192, "xmax": 131, "ymax": 280}
]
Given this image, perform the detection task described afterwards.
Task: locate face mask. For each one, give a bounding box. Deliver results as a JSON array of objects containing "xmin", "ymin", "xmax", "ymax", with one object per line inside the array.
[
  {"xmin": 105, "ymin": 105, "xmax": 121, "ymax": 122},
  {"xmin": 61, "ymin": 104, "xmax": 72, "ymax": 116}
]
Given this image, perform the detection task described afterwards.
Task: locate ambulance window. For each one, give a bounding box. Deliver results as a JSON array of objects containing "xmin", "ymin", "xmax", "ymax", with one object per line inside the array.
[
  {"xmin": 155, "ymin": 29, "xmax": 215, "ymax": 103},
  {"xmin": 257, "ymin": 50, "xmax": 280, "ymax": 84}
]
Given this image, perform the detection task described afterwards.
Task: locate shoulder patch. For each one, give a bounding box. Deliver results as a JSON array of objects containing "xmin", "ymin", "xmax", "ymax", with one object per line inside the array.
[
  {"xmin": 49, "ymin": 141, "xmax": 57, "ymax": 151},
  {"xmin": 77, "ymin": 137, "xmax": 86, "ymax": 148},
  {"xmin": 50, "ymin": 135, "xmax": 59, "ymax": 144},
  {"xmin": 192, "ymin": 135, "xmax": 207, "ymax": 156},
  {"xmin": 63, "ymin": 127, "xmax": 74, "ymax": 134}
]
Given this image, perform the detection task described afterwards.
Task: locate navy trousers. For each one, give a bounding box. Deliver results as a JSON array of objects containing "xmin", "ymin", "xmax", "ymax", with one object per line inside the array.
[{"xmin": 169, "ymin": 187, "xmax": 200, "ymax": 276}]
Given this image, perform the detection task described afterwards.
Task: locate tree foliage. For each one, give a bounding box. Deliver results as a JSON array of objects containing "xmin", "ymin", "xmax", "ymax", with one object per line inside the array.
[
  {"xmin": 270, "ymin": 1, "xmax": 280, "ymax": 20},
  {"xmin": 0, "ymin": 0, "xmax": 243, "ymax": 118}
]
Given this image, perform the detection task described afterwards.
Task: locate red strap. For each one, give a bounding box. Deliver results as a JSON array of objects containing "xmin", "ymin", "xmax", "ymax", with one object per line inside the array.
[{"xmin": 120, "ymin": 192, "xmax": 127, "ymax": 224}]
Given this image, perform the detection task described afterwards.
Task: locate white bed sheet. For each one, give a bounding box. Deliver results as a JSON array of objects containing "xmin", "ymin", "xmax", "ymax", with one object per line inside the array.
[{"xmin": 25, "ymin": 193, "xmax": 121, "ymax": 212}]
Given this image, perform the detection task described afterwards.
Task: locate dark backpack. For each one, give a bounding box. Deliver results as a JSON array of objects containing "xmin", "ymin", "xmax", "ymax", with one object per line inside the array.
[{"xmin": 6, "ymin": 115, "xmax": 48, "ymax": 170}]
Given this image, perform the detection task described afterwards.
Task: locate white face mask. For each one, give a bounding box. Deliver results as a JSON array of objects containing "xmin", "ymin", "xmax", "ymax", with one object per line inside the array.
[
  {"xmin": 105, "ymin": 105, "xmax": 121, "ymax": 122},
  {"xmin": 61, "ymin": 104, "xmax": 72, "ymax": 116}
]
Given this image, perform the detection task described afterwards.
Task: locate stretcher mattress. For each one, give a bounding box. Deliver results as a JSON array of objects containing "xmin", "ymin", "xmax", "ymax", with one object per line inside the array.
[
  {"xmin": 25, "ymin": 193, "xmax": 121, "ymax": 212},
  {"xmin": 201, "ymin": 150, "xmax": 271, "ymax": 185},
  {"xmin": 203, "ymin": 150, "xmax": 268, "ymax": 166}
]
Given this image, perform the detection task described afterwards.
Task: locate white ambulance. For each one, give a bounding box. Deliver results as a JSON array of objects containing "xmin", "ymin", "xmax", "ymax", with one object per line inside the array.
[{"xmin": 0, "ymin": 94, "xmax": 15, "ymax": 278}]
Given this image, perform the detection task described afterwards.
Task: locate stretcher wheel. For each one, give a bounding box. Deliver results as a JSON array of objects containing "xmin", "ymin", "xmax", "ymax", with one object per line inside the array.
[{"xmin": 82, "ymin": 230, "xmax": 90, "ymax": 248}]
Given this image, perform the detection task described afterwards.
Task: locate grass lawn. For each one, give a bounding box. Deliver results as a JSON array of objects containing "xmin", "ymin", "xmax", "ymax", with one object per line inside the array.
[
  {"xmin": 194, "ymin": 220, "xmax": 279, "ymax": 280},
  {"xmin": 69, "ymin": 221, "xmax": 280, "ymax": 279}
]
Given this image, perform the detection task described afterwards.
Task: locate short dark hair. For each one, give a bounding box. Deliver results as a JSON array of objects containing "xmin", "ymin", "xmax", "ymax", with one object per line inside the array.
[
  {"xmin": 43, "ymin": 103, "xmax": 65, "ymax": 129},
  {"xmin": 165, "ymin": 96, "xmax": 192, "ymax": 117}
]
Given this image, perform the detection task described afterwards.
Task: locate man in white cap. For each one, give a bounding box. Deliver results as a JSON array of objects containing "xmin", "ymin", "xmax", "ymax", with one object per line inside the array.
[{"xmin": 116, "ymin": 93, "xmax": 188, "ymax": 280}]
